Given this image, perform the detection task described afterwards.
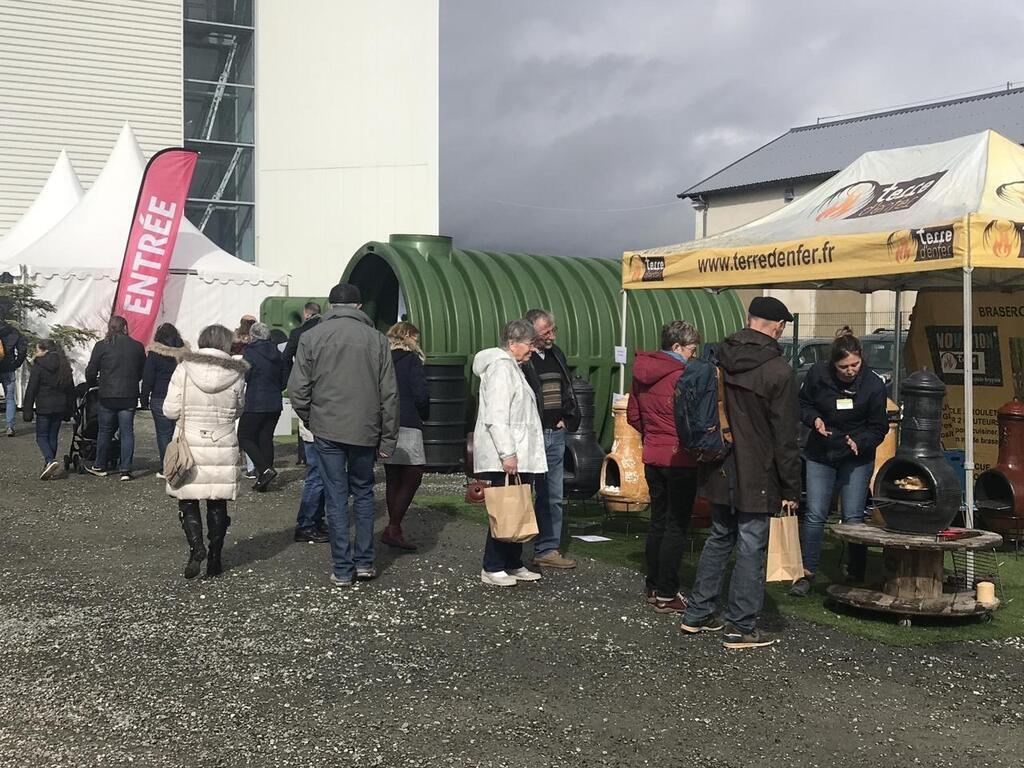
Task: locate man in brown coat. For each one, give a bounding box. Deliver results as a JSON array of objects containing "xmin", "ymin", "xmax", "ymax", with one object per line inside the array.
[{"xmin": 680, "ymin": 296, "xmax": 801, "ymax": 649}]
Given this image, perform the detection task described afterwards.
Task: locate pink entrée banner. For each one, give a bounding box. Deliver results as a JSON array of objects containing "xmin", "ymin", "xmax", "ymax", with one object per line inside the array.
[{"xmin": 112, "ymin": 148, "xmax": 199, "ymax": 342}]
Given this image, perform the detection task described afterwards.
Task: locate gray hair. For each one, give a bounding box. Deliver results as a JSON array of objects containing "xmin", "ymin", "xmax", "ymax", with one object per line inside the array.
[
  {"xmin": 524, "ymin": 308, "xmax": 554, "ymax": 327},
  {"xmin": 198, "ymin": 324, "xmax": 234, "ymax": 353},
  {"xmin": 500, "ymin": 318, "xmax": 535, "ymax": 348},
  {"xmin": 661, "ymin": 320, "xmax": 701, "ymax": 351}
]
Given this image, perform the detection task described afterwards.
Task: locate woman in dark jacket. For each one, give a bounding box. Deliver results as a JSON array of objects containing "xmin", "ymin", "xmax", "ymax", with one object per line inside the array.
[
  {"xmin": 791, "ymin": 328, "xmax": 888, "ymax": 596},
  {"xmin": 141, "ymin": 323, "xmax": 185, "ymax": 469},
  {"xmin": 22, "ymin": 339, "xmax": 75, "ymax": 479},
  {"xmin": 627, "ymin": 321, "xmax": 700, "ymax": 614},
  {"xmin": 381, "ymin": 322, "xmax": 429, "ymax": 550},
  {"xmin": 84, "ymin": 316, "xmax": 146, "ymax": 480},
  {"xmin": 238, "ymin": 322, "xmax": 283, "ymax": 491}
]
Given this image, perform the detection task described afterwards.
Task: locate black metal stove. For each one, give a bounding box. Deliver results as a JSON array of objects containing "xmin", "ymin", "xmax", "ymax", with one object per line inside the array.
[
  {"xmin": 873, "ymin": 370, "xmax": 961, "ymax": 535},
  {"xmin": 562, "ymin": 377, "xmax": 607, "ymax": 499}
]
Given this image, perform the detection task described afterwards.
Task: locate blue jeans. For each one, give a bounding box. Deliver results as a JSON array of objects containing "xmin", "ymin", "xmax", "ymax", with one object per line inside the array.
[
  {"xmin": 1, "ymin": 371, "xmax": 16, "ymax": 429},
  {"xmin": 95, "ymin": 405, "xmax": 135, "ymax": 473},
  {"xmin": 35, "ymin": 414, "xmax": 62, "ymax": 465},
  {"xmin": 150, "ymin": 398, "xmax": 175, "ymax": 465},
  {"xmin": 533, "ymin": 427, "xmax": 565, "ymax": 556},
  {"xmin": 682, "ymin": 504, "xmax": 771, "ymax": 634},
  {"xmin": 801, "ymin": 458, "xmax": 871, "ymax": 576},
  {"xmin": 482, "ymin": 472, "xmax": 534, "ymax": 572},
  {"xmin": 296, "ymin": 440, "xmax": 325, "ymax": 531},
  {"xmin": 313, "ymin": 437, "xmax": 376, "ymax": 580}
]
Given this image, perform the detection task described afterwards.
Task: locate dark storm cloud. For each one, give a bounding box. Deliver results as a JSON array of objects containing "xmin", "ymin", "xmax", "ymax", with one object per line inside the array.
[{"xmin": 440, "ymin": 0, "xmax": 1024, "ymax": 259}]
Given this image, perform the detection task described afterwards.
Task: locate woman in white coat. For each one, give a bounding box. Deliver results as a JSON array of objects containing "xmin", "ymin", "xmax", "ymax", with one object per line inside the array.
[
  {"xmin": 162, "ymin": 324, "xmax": 249, "ymax": 579},
  {"xmin": 473, "ymin": 318, "xmax": 548, "ymax": 587}
]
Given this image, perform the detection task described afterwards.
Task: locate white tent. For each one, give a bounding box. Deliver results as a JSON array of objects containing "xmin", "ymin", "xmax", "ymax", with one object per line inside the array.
[
  {"xmin": 0, "ymin": 149, "xmax": 84, "ymax": 262},
  {"xmin": 6, "ymin": 124, "xmax": 287, "ymax": 365}
]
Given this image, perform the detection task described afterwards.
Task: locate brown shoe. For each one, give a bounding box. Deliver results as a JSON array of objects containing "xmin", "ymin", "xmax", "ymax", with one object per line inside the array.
[
  {"xmin": 532, "ymin": 550, "xmax": 577, "ymax": 569},
  {"xmin": 652, "ymin": 593, "xmax": 688, "ymax": 614}
]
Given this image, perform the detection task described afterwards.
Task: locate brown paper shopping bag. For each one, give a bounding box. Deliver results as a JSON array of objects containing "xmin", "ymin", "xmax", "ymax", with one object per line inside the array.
[
  {"xmin": 484, "ymin": 474, "xmax": 539, "ymax": 543},
  {"xmin": 766, "ymin": 508, "xmax": 803, "ymax": 582}
]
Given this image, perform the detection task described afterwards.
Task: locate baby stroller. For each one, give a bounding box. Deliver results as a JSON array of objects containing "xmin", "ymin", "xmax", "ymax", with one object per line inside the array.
[{"xmin": 64, "ymin": 383, "xmax": 119, "ymax": 473}]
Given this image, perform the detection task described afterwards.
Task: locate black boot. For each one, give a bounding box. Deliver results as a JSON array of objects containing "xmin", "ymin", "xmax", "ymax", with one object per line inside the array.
[
  {"xmin": 205, "ymin": 502, "xmax": 231, "ymax": 578},
  {"xmin": 179, "ymin": 502, "xmax": 206, "ymax": 579}
]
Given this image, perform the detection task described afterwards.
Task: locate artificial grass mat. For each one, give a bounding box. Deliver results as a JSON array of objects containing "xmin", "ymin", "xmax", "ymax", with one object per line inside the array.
[{"xmin": 417, "ymin": 494, "xmax": 1023, "ymax": 647}]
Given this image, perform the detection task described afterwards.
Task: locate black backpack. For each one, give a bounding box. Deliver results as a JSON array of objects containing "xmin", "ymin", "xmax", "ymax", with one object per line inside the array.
[{"xmin": 673, "ymin": 346, "xmax": 733, "ymax": 463}]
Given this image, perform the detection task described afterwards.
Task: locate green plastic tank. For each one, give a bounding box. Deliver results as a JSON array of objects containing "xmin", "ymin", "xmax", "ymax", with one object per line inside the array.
[{"xmin": 336, "ymin": 234, "xmax": 744, "ymax": 448}]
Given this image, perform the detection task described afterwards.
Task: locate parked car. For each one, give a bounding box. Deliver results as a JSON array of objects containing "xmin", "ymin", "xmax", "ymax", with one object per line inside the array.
[{"xmin": 780, "ymin": 336, "xmax": 833, "ymax": 390}]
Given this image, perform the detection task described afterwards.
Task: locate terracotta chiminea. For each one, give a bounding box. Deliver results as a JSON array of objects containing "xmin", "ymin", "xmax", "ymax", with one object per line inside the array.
[
  {"xmin": 975, "ymin": 398, "xmax": 1024, "ymax": 538},
  {"xmin": 599, "ymin": 395, "xmax": 649, "ymax": 513}
]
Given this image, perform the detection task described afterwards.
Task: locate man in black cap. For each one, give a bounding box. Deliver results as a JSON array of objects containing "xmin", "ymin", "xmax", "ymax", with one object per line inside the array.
[
  {"xmin": 680, "ymin": 295, "xmax": 800, "ymax": 649},
  {"xmin": 288, "ymin": 282, "xmax": 399, "ymax": 587}
]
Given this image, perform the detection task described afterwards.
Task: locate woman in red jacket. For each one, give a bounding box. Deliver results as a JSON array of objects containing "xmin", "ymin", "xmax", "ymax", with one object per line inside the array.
[{"xmin": 627, "ymin": 321, "xmax": 701, "ymax": 614}]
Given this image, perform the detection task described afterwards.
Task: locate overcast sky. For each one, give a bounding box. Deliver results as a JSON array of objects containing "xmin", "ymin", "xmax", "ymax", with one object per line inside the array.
[{"xmin": 440, "ymin": 0, "xmax": 1024, "ymax": 259}]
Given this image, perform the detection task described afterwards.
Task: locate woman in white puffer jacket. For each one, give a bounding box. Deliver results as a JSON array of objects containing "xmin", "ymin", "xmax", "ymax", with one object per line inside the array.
[
  {"xmin": 473, "ymin": 318, "xmax": 548, "ymax": 587},
  {"xmin": 162, "ymin": 324, "xmax": 249, "ymax": 579}
]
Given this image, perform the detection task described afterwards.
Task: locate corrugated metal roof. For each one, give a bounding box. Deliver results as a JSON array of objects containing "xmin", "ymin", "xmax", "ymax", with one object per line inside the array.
[{"xmin": 683, "ymin": 87, "xmax": 1024, "ymax": 197}]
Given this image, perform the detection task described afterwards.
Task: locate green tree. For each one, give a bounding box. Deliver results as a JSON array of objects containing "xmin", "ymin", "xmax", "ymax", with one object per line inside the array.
[{"xmin": 0, "ymin": 281, "xmax": 98, "ymax": 350}]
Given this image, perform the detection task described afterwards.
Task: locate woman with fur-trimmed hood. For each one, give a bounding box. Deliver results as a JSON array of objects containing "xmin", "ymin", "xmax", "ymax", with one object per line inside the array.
[{"xmin": 162, "ymin": 324, "xmax": 249, "ymax": 579}]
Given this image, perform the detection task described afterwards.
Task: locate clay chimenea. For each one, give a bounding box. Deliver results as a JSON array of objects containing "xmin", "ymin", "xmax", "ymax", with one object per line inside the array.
[
  {"xmin": 599, "ymin": 394, "xmax": 649, "ymax": 512},
  {"xmin": 975, "ymin": 398, "xmax": 1024, "ymax": 539}
]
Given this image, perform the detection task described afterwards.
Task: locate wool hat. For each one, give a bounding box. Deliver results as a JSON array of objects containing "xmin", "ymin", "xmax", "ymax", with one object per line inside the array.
[
  {"xmin": 250, "ymin": 321, "xmax": 271, "ymax": 340},
  {"xmin": 329, "ymin": 282, "xmax": 362, "ymax": 305},
  {"xmin": 748, "ymin": 296, "xmax": 794, "ymax": 323}
]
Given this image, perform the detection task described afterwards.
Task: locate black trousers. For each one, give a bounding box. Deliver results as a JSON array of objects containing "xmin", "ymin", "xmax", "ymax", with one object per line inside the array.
[
  {"xmin": 644, "ymin": 464, "xmax": 698, "ymax": 598},
  {"xmin": 237, "ymin": 411, "xmax": 280, "ymax": 475}
]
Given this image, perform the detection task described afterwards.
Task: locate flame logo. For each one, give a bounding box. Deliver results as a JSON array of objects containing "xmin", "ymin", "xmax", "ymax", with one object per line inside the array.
[
  {"xmin": 983, "ymin": 219, "xmax": 1021, "ymax": 258},
  {"xmin": 815, "ymin": 182, "xmax": 876, "ymax": 222},
  {"xmin": 996, "ymin": 181, "xmax": 1024, "ymax": 205},
  {"xmin": 628, "ymin": 256, "xmax": 645, "ymax": 283},
  {"xmin": 886, "ymin": 230, "xmax": 914, "ymax": 263}
]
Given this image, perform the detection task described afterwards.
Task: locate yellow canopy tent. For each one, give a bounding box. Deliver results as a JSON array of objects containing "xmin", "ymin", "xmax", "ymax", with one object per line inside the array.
[{"xmin": 622, "ymin": 130, "xmax": 1024, "ymax": 523}]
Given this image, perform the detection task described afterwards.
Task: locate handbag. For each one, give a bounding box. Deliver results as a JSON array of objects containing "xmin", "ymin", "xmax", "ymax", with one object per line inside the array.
[
  {"xmin": 766, "ymin": 506, "xmax": 804, "ymax": 582},
  {"xmin": 484, "ymin": 473, "xmax": 539, "ymax": 543},
  {"xmin": 163, "ymin": 372, "xmax": 196, "ymax": 489}
]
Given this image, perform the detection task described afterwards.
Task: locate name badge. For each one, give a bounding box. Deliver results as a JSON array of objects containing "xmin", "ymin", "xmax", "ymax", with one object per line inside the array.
[{"xmin": 836, "ymin": 398, "xmax": 854, "ymax": 411}]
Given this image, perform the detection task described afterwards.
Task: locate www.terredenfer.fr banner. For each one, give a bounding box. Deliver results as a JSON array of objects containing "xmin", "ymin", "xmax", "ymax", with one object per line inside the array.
[
  {"xmin": 622, "ymin": 222, "xmax": 967, "ymax": 290},
  {"xmin": 906, "ymin": 291, "xmax": 1024, "ymax": 472},
  {"xmin": 112, "ymin": 148, "xmax": 199, "ymax": 342}
]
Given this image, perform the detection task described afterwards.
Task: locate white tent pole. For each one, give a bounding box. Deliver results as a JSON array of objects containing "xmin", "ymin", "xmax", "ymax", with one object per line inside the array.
[
  {"xmin": 963, "ymin": 215, "xmax": 975, "ymax": 530},
  {"xmin": 618, "ymin": 289, "xmax": 628, "ymax": 394}
]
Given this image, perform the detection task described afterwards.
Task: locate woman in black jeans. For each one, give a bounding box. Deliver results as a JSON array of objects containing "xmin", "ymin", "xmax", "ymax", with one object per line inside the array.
[
  {"xmin": 141, "ymin": 323, "xmax": 184, "ymax": 472},
  {"xmin": 84, "ymin": 316, "xmax": 146, "ymax": 480},
  {"xmin": 22, "ymin": 339, "xmax": 75, "ymax": 479},
  {"xmin": 238, "ymin": 322, "xmax": 283, "ymax": 491}
]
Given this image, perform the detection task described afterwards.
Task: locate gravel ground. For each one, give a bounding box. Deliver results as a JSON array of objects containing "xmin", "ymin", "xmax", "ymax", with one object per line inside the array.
[{"xmin": 2, "ymin": 422, "xmax": 1023, "ymax": 767}]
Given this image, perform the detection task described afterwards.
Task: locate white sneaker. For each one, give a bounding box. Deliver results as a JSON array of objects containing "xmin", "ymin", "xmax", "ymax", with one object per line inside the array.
[
  {"xmin": 508, "ymin": 567, "xmax": 541, "ymax": 582},
  {"xmin": 480, "ymin": 569, "xmax": 517, "ymax": 587},
  {"xmin": 40, "ymin": 461, "xmax": 61, "ymax": 480},
  {"xmin": 156, "ymin": 472, "xmax": 165, "ymax": 480}
]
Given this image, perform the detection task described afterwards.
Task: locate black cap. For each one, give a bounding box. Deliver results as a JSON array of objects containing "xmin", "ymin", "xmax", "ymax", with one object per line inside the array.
[
  {"xmin": 328, "ymin": 282, "xmax": 361, "ymax": 304},
  {"xmin": 748, "ymin": 296, "xmax": 794, "ymax": 322}
]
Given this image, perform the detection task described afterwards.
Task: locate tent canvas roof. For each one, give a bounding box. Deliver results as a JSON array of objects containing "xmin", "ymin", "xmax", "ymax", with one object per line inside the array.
[
  {"xmin": 0, "ymin": 149, "xmax": 84, "ymax": 264},
  {"xmin": 12, "ymin": 123, "xmax": 282, "ymax": 285},
  {"xmin": 625, "ymin": 130, "xmax": 1024, "ymax": 293}
]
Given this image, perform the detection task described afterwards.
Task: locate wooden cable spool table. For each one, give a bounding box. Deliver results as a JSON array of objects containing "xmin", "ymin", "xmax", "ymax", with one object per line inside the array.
[{"xmin": 826, "ymin": 523, "xmax": 1003, "ymax": 626}]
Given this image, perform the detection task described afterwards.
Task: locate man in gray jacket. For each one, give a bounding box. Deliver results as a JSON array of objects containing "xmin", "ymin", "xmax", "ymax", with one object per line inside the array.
[{"xmin": 288, "ymin": 283, "xmax": 399, "ymax": 587}]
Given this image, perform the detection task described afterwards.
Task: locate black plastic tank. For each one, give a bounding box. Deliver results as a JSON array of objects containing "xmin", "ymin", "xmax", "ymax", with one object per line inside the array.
[
  {"xmin": 562, "ymin": 376, "xmax": 606, "ymax": 499},
  {"xmin": 422, "ymin": 355, "xmax": 468, "ymax": 472}
]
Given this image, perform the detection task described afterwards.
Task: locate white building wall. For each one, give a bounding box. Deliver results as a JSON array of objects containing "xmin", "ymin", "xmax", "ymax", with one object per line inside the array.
[
  {"xmin": 0, "ymin": 0, "xmax": 183, "ymax": 234},
  {"xmin": 255, "ymin": 0, "xmax": 439, "ymax": 296}
]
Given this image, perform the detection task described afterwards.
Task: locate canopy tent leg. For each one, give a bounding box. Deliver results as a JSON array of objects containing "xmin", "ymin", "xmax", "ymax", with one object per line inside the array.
[
  {"xmin": 618, "ymin": 290, "xmax": 628, "ymax": 395},
  {"xmin": 892, "ymin": 288, "xmax": 903, "ymax": 402},
  {"xmin": 963, "ymin": 264, "xmax": 975, "ymax": 530}
]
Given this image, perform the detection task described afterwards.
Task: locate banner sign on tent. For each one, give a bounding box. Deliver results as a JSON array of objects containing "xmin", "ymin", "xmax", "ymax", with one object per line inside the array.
[
  {"xmin": 112, "ymin": 148, "xmax": 198, "ymax": 342},
  {"xmin": 907, "ymin": 291, "xmax": 1024, "ymax": 473}
]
